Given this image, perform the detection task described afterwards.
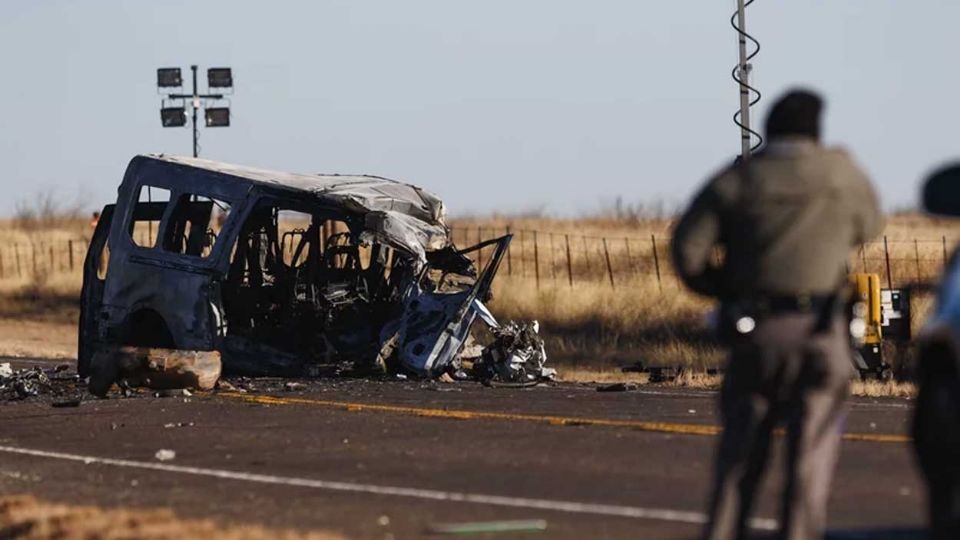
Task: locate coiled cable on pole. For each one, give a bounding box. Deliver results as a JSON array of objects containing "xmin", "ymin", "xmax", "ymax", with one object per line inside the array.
[{"xmin": 731, "ymin": 0, "xmax": 762, "ymax": 155}]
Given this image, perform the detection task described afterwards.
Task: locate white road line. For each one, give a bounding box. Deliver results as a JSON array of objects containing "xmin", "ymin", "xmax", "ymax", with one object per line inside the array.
[{"xmin": 0, "ymin": 444, "xmax": 776, "ymax": 531}]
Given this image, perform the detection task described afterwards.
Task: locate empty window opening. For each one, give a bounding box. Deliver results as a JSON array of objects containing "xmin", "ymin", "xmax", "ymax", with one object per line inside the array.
[
  {"xmin": 162, "ymin": 194, "xmax": 232, "ymax": 258},
  {"xmin": 129, "ymin": 186, "xmax": 170, "ymax": 248}
]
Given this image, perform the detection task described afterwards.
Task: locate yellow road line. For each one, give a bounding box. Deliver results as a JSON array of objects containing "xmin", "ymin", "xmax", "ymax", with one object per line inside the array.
[{"xmin": 218, "ymin": 392, "xmax": 911, "ymax": 444}]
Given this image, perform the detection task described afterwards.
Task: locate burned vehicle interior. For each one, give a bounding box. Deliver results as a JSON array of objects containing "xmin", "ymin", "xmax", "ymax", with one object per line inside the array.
[
  {"xmin": 80, "ymin": 155, "xmax": 553, "ymax": 387},
  {"xmin": 223, "ymin": 203, "xmax": 412, "ymax": 367}
]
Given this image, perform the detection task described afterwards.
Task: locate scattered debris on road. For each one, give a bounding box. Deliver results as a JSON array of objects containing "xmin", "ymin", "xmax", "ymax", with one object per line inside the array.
[
  {"xmin": 596, "ymin": 382, "xmax": 639, "ymax": 393},
  {"xmin": 154, "ymin": 449, "xmax": 176, "ymax": 461},
  {"xmin": 473, "ymin": 320, "xmax": 556, "ymax": 385},
  {"xmin": 1, "ymin": 364, "xmax": 79, "ymax": 402}
]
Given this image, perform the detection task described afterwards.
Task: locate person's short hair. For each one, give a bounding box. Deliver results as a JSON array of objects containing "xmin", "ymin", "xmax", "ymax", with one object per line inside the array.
[{"xmin": 764, "ymin": 89, "xmax": 824, "ymax": 140}]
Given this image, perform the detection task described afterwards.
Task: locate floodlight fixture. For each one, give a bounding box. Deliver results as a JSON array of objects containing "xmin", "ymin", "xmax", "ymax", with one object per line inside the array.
[
  {"xmin": 207, "ymin": 67, "xmax": 233, "ymax": 88},
  {"xmin": 157, "ymin": 64, "xmax": 234, "ymax": 156},
  {"xmin": 157, "ymin": 67, "xmax": 182, "ymax": 87},
  {"xmin": 205, "ymin": 107, "xmax": 230, "ymax": 127},
  {"xmin": 160, "ymin": 107, "xmax": 187, "ymax": 127}
]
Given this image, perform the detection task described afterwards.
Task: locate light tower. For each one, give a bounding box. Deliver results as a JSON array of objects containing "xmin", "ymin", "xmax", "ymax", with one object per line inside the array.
[{"xmin": 156, "ymin": 65, "xmax": 233, "ymax": 158}]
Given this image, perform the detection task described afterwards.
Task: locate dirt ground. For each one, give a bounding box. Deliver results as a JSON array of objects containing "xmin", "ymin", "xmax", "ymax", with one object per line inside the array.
[
  {"xmin": 0, "ymin": 495, "xmax": 345, "ymax": 540},
  {"xmin": 0, "ymin": 319, "xmax": 76, "ymax": 360}
]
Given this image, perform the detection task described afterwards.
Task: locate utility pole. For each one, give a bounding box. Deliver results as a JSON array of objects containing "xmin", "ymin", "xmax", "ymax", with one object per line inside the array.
[
  {"xmin": 157, "ymin": 65, "xmax": 233, "ymax": 158},
  {"xmin": 732, "ymin": 0, "xmax": 761, "ymax": 160},
  {"xmin": 735, "ymin": 0, "xmax": 752, "ymax": 160}
]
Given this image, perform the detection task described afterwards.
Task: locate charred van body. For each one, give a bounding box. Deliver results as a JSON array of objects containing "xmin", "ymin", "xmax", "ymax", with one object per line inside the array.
[{"xmin": 79, "ymin": 154, "xmax": 516, "ymax": 381}]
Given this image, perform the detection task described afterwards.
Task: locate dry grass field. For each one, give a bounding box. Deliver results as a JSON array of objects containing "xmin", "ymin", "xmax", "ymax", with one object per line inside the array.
[{"xmin": 0, "ymin": 210, "xmax": 957, "ymax": 390}]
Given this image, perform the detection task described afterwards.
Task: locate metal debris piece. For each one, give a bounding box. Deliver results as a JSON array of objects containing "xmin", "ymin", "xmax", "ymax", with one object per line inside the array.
[
  {"xmin": 596, "ymin": 382, "xmax": 638, "ymax": 393},
  {"xmin": 473, "ymin": 320, "xmax": 555, "ymax": 385},
  {"xmin": 154, "ymin": 449, "xmax": 176, "ymax": 462},
  {"xmin": 428, "ymin": 519, "xmax": 548, "ymax": 535},
  {"xmin": 51, "ymin": 400, "xmax": 82, "ymax": 408},
  {"xmin": 0, "ymin": 366, "xmax": 55, "ymax": 401}
]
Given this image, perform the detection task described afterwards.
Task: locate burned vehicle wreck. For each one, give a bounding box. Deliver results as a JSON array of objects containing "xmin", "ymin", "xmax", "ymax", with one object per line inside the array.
[{"xmin": 79, "ymin": 154, "xmax": 552, "ymax": 386}]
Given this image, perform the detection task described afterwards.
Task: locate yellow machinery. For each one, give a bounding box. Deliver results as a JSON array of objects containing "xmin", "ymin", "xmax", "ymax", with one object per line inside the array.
[{"xmin": 849, "ymin": 272, "xmax": 910, "ymax": 380}]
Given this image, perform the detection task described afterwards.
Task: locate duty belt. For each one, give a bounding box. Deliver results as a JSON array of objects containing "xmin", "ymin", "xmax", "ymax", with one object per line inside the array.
[{"xmin": 745, "ymin": 293, "xmax": 838, "ymax": 315}]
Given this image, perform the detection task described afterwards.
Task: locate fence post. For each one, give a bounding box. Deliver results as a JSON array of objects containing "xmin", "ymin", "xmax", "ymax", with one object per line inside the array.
[
  {"xmin": 602, "ymin": 237, "xmax": 615, "ymax": 289},
  {"xmin": 883, "ymin": 236, "xmax": 892, "ymax": 289},
  {"xmin": 68, "ymin": 239, "xmax": 75, "ymax": 271},
  {"xmin": 651, "ymin": 234, "xmax": 663, "ymax": 293},
  {"xmin": 564, "ymin": 234, "xmax": 573, "ymax": 287},
  {"xmin": 519, "ymin": 230, "xmax": 526, "ymax": 277},
  {"xmin": 477, "ymin": 227, "xmax": 483, "ymax": 269},
  {"xmin": 860, "ymin": 244, "xmax": 867, "ymax": 273},
  {"xmin": 505, "ymin": 225, "xmax": 512, "ymax": 276},
  {"xmin": 533, "ymin": 231, "xmax": 540, "ymax": 290},
  {"xmin": 0, "ymin": 249, "xmax": 4, "ymax": 280},
  {"xmin": 31, "ymin": 244, "xmax": 37, "ymax": 276},
  {"xmin": 581, "ymin": 236, "xmax": 591, "ymax": 276},
  {"xmin": 14, "ymin": 244, "xmax": 21, "ymax": 277},
  {"xmin": 915, "ymin": 239, "xmax": 922, "ymax": 282},
  {"xmin": 944, "ymin": 236, "xmax": 949, "ymax": 269},
  {"xmin": 548, "ymin": 233, "xmax": 557, "ymax": 282}
]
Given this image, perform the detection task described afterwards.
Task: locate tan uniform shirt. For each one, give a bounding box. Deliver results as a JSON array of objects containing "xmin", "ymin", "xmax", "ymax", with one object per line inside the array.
[{"xmin": 671, "ymin": 137, "xmax": 883, "ymax": 299}]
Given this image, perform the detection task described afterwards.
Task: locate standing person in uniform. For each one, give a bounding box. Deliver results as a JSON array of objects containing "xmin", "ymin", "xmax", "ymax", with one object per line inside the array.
[{"xmin": 671, "ymin": 89, "xmax": 883, "ymax": 540}]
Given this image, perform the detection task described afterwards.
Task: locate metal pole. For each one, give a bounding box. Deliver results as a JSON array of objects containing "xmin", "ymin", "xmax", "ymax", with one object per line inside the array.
[
  {"xmin": 191, "ymin": 64, "xmax": 199, "ymax": 158},
  {"xmin": 651, "ymin": 234, "xmax": 663, "ymax": 293},
  {"xmin": 602, "ymin": 238, "xmax": 615, "ymax": 289},
  {"xmin": 883, "ymin": 236, "xmax": 893, "ymax": 289},
  {"xmin": 735, "ymin": 0, "xmax": 753, "ymax": 160},
  {"xmin": 915, "ymin": 239, "xmax": 922, "ymax": 282},
  {"xmin": 944, "ymin": 235, "xmax": 949, "ymax": 269},
  {"xmin": 505, "ymin": 225, "xmax": 512, "ymax": 275},
  {"xmin": 533, "ymin": 231, "xmax": 540, "ymax": 290}
]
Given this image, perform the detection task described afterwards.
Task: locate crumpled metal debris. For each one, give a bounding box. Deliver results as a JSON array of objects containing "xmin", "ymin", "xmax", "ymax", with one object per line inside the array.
[
  {"xmin": 473, "ymin": 320, "xmax": 556, "ymax": 385},
  {"xmin": 154, "ymin": 449, "xmax": 176, "ymax": 461},
  {"xmin": 0, "ymin": 365, "xmax": 53, "ymax": 400}
]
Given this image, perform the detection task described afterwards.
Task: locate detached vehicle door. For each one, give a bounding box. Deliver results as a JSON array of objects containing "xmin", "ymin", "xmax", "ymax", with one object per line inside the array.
[
  {"xmin": 78, "ymin": 205, "xmax": 115, "ymax": 377},
  {"xmin": 395, "ymin": 235, "xmax": 511, "ymax": 377}
]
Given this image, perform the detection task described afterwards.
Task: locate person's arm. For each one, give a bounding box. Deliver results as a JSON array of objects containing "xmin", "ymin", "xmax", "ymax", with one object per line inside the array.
[{"xmin": 671, "ymin": 173, "xmax": 733, "ymax": 298}]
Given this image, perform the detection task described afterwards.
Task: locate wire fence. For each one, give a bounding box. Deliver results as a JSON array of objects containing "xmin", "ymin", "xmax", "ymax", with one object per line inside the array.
[
  {"xmin": 0, "ymin": 228, "xmax": 956, "ymax": 291},
  {"xmin": 452, "ymin": 227, "xmax": 956, "ymax": 291}
]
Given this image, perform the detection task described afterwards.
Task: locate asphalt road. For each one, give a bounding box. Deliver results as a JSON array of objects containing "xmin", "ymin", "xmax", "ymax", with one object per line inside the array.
[{"xmin": 0, "ymin": 358, "xmax": 928, "ymax": 539}]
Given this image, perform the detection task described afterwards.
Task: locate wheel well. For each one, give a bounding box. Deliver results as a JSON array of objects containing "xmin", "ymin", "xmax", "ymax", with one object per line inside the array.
[{"xmin": 123, "ymin": 309, "xmax": 175, "ymax": 348}]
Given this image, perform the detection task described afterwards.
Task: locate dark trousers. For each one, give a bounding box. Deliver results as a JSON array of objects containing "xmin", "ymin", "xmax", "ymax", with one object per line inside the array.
[
  {"xmin": 703, "ymin": 312, "xmax": 852, "ymax": 540},
  {"xmin": 913, "ymin": 336, "xmax": 960, "ymax": 540}
]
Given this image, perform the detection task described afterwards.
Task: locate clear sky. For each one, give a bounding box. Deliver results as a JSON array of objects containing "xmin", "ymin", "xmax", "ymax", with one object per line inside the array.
[{"xmin": 0, "ymin": 1, "xmax": 957, "ymax": 217}]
